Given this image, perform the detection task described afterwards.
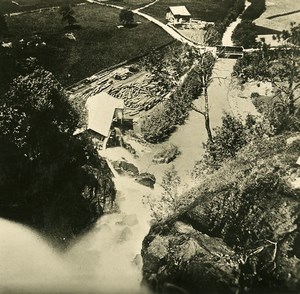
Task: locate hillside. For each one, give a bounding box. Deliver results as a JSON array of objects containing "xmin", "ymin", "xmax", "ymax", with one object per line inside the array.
[
  {"xmin": 142, "ymin": 134, "xmax": 300, "ymax": 293},
  {"xmin": 1, "ymin": 3, "xmax": 173, "ymax": 90}
]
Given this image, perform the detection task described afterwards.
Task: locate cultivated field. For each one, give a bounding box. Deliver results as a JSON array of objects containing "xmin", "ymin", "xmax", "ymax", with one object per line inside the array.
[
  {"xmin": 141, "ymin": 0, "xmax": 240, "ymax": 23},
  {"xmin": 255, "ymin": 0, "xmax": 300, "ymax": 31},
  {"xmin": 6, "ymin": 3, "xmax": 173, "ymax": 86}
]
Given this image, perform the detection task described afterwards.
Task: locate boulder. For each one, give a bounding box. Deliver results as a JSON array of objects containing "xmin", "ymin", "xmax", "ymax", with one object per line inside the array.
[
  {"xmin": 135, "ymin": 172, "xmax": 156, "ymax": 188},
  {"xmin": 112, "ymin": 160, "xmax": 139, "ymax": 177},
  {"xmin": 142, "ymin": 222, "xmax": 240, "ymax": 294},
  {"xmin": 153, "ymin": 144, "xmax": 180, "ymax": 164}
]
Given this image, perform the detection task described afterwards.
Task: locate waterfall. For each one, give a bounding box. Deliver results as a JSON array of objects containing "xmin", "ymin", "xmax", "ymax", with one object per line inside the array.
[{"xmin": 0, "ymin": 151, "xmax": 154, "ymax": 293}]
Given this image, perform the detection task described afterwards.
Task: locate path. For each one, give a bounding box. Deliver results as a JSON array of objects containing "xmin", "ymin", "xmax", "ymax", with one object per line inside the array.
[{"xmin": 90, "ymin": 0, "xmax": 209, "ymax": 51}]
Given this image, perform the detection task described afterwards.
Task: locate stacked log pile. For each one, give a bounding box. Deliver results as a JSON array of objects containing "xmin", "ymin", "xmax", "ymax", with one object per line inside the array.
[{"xmin": 108, "ymin": 82, "xmax": 163, "ymax": 116}]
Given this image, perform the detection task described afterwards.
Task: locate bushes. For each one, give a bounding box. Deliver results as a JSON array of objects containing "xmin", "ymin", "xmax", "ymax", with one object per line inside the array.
[
  {"xmin": 152, "ymin": 144, "xmax": 180, "ymax": 164},
  {"xmin": 232, "ymin": 20, "xmax": 258, "ymax": 48},
  {"xmin": 141, "ymin": 66, "xmax": 201, "ymax": 143},
  {"xmin": 211, "ymin": 0, "xmax": 245, "ymax": 45}
]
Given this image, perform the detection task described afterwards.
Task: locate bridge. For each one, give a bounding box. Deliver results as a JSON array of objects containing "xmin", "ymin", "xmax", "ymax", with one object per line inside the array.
[{"xmin": 216, "ymin": 45, "xmax": 244, "ymax": 59}]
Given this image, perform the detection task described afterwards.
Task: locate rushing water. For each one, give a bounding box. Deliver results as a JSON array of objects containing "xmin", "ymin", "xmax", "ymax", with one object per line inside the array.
[
  {"xmin": 0, "ymin": 168, "xmax": 156, "ymax": 294},
  {"xmin": 0, "ymin": 3, "xmax": 257, "ymax": 291}
]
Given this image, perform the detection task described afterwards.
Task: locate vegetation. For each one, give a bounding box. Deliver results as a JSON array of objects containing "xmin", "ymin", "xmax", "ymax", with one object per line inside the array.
[
  {"xmin": 59, "ymin": 4, "xmax": 77, "ymax": 27},
  {"xmin": 119, "ymin": 8, "xmax": 135, "ymax": 26},
  {"xmin": 152, "ymin": 144, "xmax": 180, "ymax": 164},
  {"xmin": 232, "ymin": 19, "xmax": 258, "ymax": 48},
  {"xmin": 140, "ymin": 63, "xmax": 201, "ymax": 143},
  {"xmin": 140, "ymin": 46, "xmax": 216, "ymax": 143},
  {"xmin": 142, "ymin": 0, "xmax": 244, "ymax": 23},
  {"xmin": 144, "ymin": 165, "xmax": 186, "ymax": 221},
  {"xmin": 234, "ymin": 49, "xmax": 300, "ymax": 133},
  {"xmin": 191, "ymin": 51, "xmax": 216, "ymax": 142},
  {"xmin": 0, "ymin": 68, "xmax": 115, "ymax": 246},
  {"xmin": 0, "ymin": 13, "xmax": 8, "ymax": 38},
  {"xmin": 106, "ymin": 0, "xmax": 154, "ymax": 9},
  {"xmin": 0, "ymin": 0, "xmax": 83, "ymax": 14},
  {"xmin": 232, "ymin": 0, "xmax": 266, "ymax": 48},
  {"xmin": 3, "ymin": 4, "xmax": 172, "ymax": 87},
  {"xmin": 205, "ymin": 0, "xmax": 246, "ymax": 46},
  {"xmin": 143, "ymin": 132, "xmax": 300, "ymax": 293},
  {"xmin": 142, "ymin": 21, "xmax": 300, "ymax": 293}
]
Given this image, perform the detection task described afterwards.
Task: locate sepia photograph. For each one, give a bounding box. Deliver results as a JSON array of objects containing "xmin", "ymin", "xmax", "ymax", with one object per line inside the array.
[{"xmin": 0, "ymin": 0, "xmax": 300, "ymax": 293}]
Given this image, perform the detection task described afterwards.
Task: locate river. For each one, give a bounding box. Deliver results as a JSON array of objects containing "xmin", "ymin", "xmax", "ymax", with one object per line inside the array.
[
  {"xmin": 0, "ymin": 57, "xmax": 254, "ymax": 294},
  {"xmin": 0, "ymin": 2, "xmax": 256, "ymax": 293}
]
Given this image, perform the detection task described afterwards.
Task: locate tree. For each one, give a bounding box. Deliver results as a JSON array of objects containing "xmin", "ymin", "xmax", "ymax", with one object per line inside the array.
[
  {"xmin": 144, "ymin": 165, "xmax": 187, "ymax": 221},
  {"xmin": 0, "ymin": 13, "xmax": 8, "ymax": 38},
  {"xmin": 232, "ymin": 20, "xmax": 258, "ymax": 48},
  {"xmin": 0, "ymin": 69, "xmax": 115, "ymax": 244},
  {"xmin": 234, "ymin": 24, "xmax": 300, "ymax": 133},
  {"xmin": 203, "ymin": 113, "xmax": 248, "ymax": 169},
  {"xmin": 190, "ymin": 51, "xmax": 216, "ymax": 142},
  {"xmin": 119, "ymin": 9, "xmax": 134, "ymax": 26},
  {"xmin": 59, "ymin": 4, "xmax": 77, "ymax": 26}
]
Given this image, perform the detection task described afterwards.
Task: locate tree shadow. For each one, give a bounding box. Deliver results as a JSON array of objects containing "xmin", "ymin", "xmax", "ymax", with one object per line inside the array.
[
  {"xmin": 63, "ymin": 24, "xmax": 82, "ymax": 31},
  {"xmin": 123, "ymin": 23, "xmax": 138, "ymax": 29}
]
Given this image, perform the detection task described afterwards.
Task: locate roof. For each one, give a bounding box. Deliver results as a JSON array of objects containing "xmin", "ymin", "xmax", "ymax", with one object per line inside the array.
[
  {"xmin": 168, "ymin": 6, "xmax": 191, "ymax": 17},
  {"xmin": 86, "ymin": 92, "xmax": 124, "ymax": 137}
]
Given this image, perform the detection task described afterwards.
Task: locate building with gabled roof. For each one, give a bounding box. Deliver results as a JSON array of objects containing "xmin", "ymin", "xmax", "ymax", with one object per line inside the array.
[
  {"xmin": 166, "ymin": 6, "xmax": 191, "ymax": 24},
  {"xmin": 86, "ymin": 92, "xmax": 124, "ymax": 138}
]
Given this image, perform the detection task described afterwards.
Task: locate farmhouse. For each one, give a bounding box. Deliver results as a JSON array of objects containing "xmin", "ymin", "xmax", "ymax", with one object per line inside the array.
[
  {"xmin": 166, "ymin": 6, "xmax": 191, "ymax": 24},
  {"xmin": 86, "ymin": 92, "xmax": 125, "ymax": 149}
]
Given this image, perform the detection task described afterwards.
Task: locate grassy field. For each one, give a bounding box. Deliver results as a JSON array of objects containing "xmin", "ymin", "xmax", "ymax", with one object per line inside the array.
[
  {"xmin": 0, "ymin": 0, "xmax": 84, "ymax": 13},
  {"xmin": 255, "ymin": 0, "xmax": 300, "ymax": 31},
  {"xmin": 105, "ymin": 0, "xmax": 154, "ymax": 9},
  {"xmin": 141, "ymin": 0, "xmax": 241, "ymax": 23},
  {"xmin": 6, "ymin": 3, "xmax": 173, "ymax": 86}
]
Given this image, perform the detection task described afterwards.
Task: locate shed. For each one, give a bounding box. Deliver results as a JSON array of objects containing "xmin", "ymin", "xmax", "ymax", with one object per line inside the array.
[
  {"xmin": 166, "ymin": 6, "xmax": 191, "ymax": 24},
  {"xmin": 86, "ymin": 92, "xmax": 124, "ymax": 138}
]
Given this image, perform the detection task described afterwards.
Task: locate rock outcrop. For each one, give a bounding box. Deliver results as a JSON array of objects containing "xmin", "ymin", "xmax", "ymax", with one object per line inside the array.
[
  {"xmin": 142, "ymin": 136, "xmax": 300, "ymax": 294},
  {"xmin": 135, "ymin": 172, "xmax": 156, "ymax": 188},
  {"xmin": 112, "ymin": 160, "xmax": 139, "ymax": 177},
  {"xmin": 143, "ymin": 222, "xmax": 240, "ymax": 294}
]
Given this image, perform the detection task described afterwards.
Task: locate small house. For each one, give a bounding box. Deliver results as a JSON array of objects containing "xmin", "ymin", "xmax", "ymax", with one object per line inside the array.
[
  {"xmin": 86, "ymin": 92, "xmax": 125, "ymax": 149},
  {"xmin": 166, "ymin": 6, "xmax": 191, "ymax": 24}
]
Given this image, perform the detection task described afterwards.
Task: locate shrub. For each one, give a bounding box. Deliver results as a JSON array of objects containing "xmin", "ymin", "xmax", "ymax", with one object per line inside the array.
[
  {"xmin": 153, "ymin": 144, "xmax": 180, "ymax": 164},
  {"xmin": 141, "ymin": 66, "xmax": 200, "ymax": 143},
  {"xmin": 232, "ymin": 20, "xmax": 258, "ymax": 48}
]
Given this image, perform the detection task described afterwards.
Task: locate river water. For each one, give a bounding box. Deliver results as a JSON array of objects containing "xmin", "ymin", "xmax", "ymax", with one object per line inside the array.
[
  {"xmin": 0, "ymin": 57, "xmax": 249, "ymax": 294},
  {"xmin": 222, "ymin": 0, "xmax": 252, "ymax": 46},
  {"xmin": 0, "ymin": 2, "xmax": 255, "ymax": 293}
]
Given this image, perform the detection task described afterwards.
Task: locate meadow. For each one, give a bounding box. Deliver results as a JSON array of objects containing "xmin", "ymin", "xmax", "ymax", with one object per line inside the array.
[
  {"xmin": 6, "ymin": 3, "xmax": 173, "ymax": 86},
  {"xmin": 0, "ymin": 0, "xmax": 83, "ymax": 13},
  {"xmin": 141, "ymin": 0, "xmax": 241, "ymax": 23},
  {"xmin": 105, "ymin": 0, "xmax": 154, "ymax": 9},
  {"xmin": 255, "ymin": 0, "xmax": 300, "ymax": 31}
]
